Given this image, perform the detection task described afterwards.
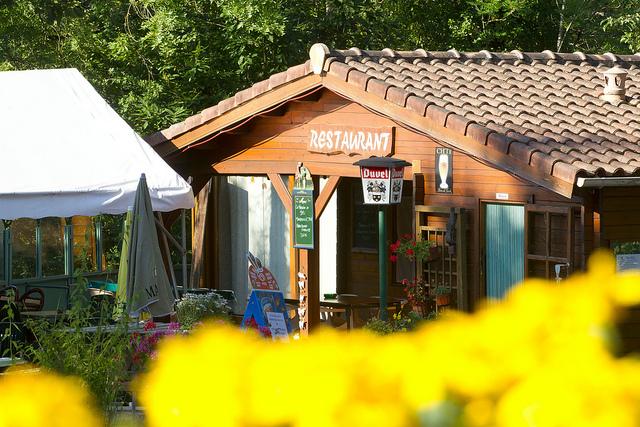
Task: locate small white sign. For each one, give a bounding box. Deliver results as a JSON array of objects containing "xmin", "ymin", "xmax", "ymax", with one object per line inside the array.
[
  {"xmin": 266, "ymin": 312, "xmax": 289, "ymax": 341},
  {"xmin": 496, "ymin": 193, "xmax": 509, "ymax": 200},
  {"xmin": 616, "ymin": 254, "xmax": 640, "ymax": 271},
  {"xmin": 435, "ymin": 147, "xmax": 453, "ymax": 193}
]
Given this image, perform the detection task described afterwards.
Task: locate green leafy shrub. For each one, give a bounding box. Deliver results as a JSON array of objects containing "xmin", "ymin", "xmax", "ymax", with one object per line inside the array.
[
  {"xmin": 23, "ymin": 277, "xmax": 130, "ymax": 421},
  {"xmin": 364, "ymin": 311, "xmax": 425, "ymax": 335},
  {"xmin": 613, "ymin": 241, "xmax": 640, "ymax": 255}
]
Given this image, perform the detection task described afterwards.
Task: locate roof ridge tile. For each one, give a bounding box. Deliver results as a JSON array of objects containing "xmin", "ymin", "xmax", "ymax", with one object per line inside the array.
[{"xmin": 426, "ymin": 105, "xmax": 454, "ymax": 127}]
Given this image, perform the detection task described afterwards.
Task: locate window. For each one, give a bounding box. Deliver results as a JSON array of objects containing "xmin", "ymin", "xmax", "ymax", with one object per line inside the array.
[
  {"xmin": 169, "ymin": 212, "xmax": 192, "ymax": 286},
  {"xmin": 526, "ymin": 205, "xmax": 575, "ymax": 280},
  {"xmin": 11, "ymin": 219, "xmax": 37, "ymax": 279},
  {"xmin": 41, "ymin": 218, "xmax": 65, "ymax": 277},
  {"xmin": 352, "ymin": 182, "xmax": 378, "ymax": 251},
  {"xmin": 96, "ymin": 214, "xmax": 125, "ymax": 271},
  {"xmin": 612, "ymin": 241, "xmax": 640, "ymax": 271},
  {"xmin": 0, "ymin": 215, "xmax": 125, "ymax": 282},
  {"xmin": 72, "ymin": 216, "xmax": 97, "ymax": 273},
  {"xmin": 0, "ymin": 222, "xmax": 5, "ymax": 282}
]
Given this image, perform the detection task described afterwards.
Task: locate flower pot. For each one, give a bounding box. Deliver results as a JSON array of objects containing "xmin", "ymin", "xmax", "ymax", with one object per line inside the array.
[
  {"xmin": 435, "ymin": 293, "xmax": 451, "ymax": 306},
  {"xmin": 410, "ymin": 302, "xmax": 430, "ymax": 318}
]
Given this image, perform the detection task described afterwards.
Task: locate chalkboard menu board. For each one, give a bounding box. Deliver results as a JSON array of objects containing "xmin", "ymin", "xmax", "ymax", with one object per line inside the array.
[
  {"xmin": 352, "ymin": 185, "xmax": 378, "ymax": 250},
  {"xmin": 293, "ymin": 189, "xmax": 314, "ymax": 249}
]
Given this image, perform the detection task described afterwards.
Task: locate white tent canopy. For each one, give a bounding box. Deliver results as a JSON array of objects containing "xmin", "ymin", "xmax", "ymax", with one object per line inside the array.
[{"xmin": 0, "ymin": 68, "xmax": 193, "ymax": 220}]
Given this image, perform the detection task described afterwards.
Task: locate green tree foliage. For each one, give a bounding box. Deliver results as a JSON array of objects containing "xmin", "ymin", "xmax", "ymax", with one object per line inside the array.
[
  {"xmin": 0, "ymin": 0, "xmax": 635, "ymax": 135},
  {"xmin": 448, "ymin": 0, "xmax": 630, "ymax": 52},
  {"xmin": 604, "ymin": 1, "xmax": 640, "ymax": 52}
]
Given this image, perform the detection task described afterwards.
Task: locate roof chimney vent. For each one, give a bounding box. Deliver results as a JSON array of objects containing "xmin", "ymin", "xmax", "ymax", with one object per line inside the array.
[
  {"xmin": 601, "ymin": 66, "xmax": 627, "ymax": 103},
  {"xmin": 309, "ymin": 43, "xmax": 330, "ymax": 75}
]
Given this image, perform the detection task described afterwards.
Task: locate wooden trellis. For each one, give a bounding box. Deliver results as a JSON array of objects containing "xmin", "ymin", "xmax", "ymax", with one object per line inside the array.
[{"xmin": 415, "ymin": 205, "xmax": 468, "ymax": 311}]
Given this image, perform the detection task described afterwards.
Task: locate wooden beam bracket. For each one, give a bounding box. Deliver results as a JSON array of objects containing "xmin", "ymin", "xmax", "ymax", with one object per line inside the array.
[
  {"xmin": 268, "ymin": 173, "xmax": 293, "ymax": 213},
  {"xmin": 315, "ymin": 176, "xmax": 341, "ymax": 220}
]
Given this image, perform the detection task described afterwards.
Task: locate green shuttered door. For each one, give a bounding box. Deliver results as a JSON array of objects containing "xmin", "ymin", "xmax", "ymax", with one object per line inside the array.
[{"xmin": 485, "ymin": 203, "xmax": 525, "ymax": 299}]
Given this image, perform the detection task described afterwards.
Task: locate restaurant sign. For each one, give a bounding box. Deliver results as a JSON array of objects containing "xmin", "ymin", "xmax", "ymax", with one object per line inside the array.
[
  {"xmin": 360, "ymin": 165, "xmax": 404, "ymax": 205},
  {"xmin": 307, "ymin": 125, "xmax": 394, "ymax": 156}
]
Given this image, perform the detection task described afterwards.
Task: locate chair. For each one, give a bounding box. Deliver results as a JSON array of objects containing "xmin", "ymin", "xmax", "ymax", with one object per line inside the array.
[
  {"xmin": 20, "ymin": 288, "xmax": 45, "ymax": 312},
  {"xmin": 320, "ymin": 307, "xmax": 348, "ymax": 329},
  {"xmin": 88, "ymin": 289, "xmax": 116, "ymax": 324}
]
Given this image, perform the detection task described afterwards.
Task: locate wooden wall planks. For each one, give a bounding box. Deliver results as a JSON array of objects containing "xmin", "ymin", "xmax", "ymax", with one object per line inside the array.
[{"xmin": 182, "ymin": 89, "xmax": 593, "ymax": 310}]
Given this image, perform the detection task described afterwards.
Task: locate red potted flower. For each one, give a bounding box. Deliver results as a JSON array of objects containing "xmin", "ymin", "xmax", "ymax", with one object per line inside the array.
[{"xmin": 389, "ymin": 234, "xmax": 436, "ymax": 264}]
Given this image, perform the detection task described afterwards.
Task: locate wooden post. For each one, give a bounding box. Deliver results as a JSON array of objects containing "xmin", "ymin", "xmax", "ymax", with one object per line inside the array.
[
  {"xmin": 456, "ymin": 209, "xmax": 468, "ymax": 311},
  {"xmin": 297, "ymin": 272, "xmax": 308, "ymax": 336},
  {"xmin": 191, "ymin": 179, "xmax": 212, "ymax": 289},
  {"xmin": 271, "ymin": 172, "xmax": 340, "ymax": 333},
  {"xmin": 299, "ymin": 176, "xmax": 321, "ymax": 331},
  {"xmin": 288, "ymin": 176, "xmax": 299, "ymax": 299}
]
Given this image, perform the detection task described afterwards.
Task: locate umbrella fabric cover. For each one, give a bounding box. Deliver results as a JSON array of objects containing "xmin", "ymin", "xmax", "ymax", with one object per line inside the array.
[
  {"xmin": 127, "ymin": 175, "xmax": 175, "ymax": 317},
  {"xmin": 113, "ymin": 209, "xmax": 132, "ymax": 319}
]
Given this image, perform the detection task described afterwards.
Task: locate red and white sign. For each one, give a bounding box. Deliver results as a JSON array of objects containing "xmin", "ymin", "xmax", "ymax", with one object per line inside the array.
[
  {"xmin": 360, "ymin": 166, "xmax": 404, "ymax": 205},
  {"xmin": 307, "ymin": 125, "xmax": 394, "ymax": 156}
]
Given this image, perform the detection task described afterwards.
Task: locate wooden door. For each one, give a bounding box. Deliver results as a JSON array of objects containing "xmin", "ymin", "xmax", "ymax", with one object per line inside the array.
[{"xmin": 484, "ymin": 203, "xmax": 525, "ymax": 299}]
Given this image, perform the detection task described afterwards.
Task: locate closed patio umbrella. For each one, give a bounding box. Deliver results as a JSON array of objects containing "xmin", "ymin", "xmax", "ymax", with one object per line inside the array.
[
  {"xmin": 126, "ymin": 174, "xmax": 175, "ymax": 317},
  {"xmin": 113, "ymin": 208, "xmax": 132, "ymax": 319}
]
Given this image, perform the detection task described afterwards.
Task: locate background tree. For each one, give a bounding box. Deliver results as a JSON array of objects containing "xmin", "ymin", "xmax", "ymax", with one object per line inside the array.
[
  {"xmin": 0, "ymin": 0, "xmax": 635, "ymax": 135},
  {"xmin": 604, "ymin": 1, "xmax": 640, "ymax": 52}
]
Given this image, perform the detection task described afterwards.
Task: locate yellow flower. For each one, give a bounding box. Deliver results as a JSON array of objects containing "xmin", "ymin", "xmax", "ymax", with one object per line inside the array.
[
  {"xmin": 133, "ymin": 252, "xmax": 640, "ymax": 427},
  {"xmin": 0, "ymin": 367, "xmax": 101, "ymax": 427},
  {"xmin": 136, "ymin": 323, "xmax": 261, "ymax": 427}
]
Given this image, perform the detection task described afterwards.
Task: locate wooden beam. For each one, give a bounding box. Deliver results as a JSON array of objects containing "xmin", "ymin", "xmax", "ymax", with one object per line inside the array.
[
  {"xmin": 191, "ymin": 179, "xmax": 212, "ymax": 289},
  {"xmin": 315, "ymin": 175, "xmax": 341, "ymax": 220},
  {"xmin": 156, "ymin": 74, "xmax": 322, "ymax": 157},
  {"xmin": 260, "ymin": 105, "xmax": 288, "ymax": 117},
  {"xmin": 291, "ymin": 90, "xmax": 323, "ymax": 103},
  {"xmin": 577, "ymin": 177, "xmax": 640, "ymax": 188},
  {"xmin": 267, "ymin": 173, "xmax": 292, "ymax": 213},
  {"xmin": 213, "ymin": 160, "xmax": 360, "ymax": 177}
]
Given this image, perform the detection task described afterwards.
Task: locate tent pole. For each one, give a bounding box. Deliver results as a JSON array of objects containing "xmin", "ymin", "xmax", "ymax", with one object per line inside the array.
[{"xmin": 154, "ymin": 217, "xmax": 185, "ymax": 254}]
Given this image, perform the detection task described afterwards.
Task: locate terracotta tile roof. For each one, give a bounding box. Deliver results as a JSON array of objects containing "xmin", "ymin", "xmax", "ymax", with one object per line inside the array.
[
  {"xmin": 148, "ymin": 45, "xmax": 640, "ymax": 196},
  {"xmin": 319, "ymin": 48, "xmax": 640, "ymax": 188}
]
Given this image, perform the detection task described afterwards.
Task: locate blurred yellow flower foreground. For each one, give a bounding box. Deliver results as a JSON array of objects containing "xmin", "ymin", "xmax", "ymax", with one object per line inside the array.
[
  {"xmin": 136, "ymin": 251, "xmax": 640, "ymax": 427},
  {"xmin": 0, "ymin": 368, "xmax": 102, "ymax": 427},
  {"xmin": 3, "ymin": 251, "xmax": 640, "ymax": 427}
]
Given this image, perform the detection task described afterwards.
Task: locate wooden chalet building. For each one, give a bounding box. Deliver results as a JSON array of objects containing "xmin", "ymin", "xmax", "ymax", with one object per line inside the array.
[{"xmin": 148, "ymin": 44, "xmax": 640, "ymax": 337}]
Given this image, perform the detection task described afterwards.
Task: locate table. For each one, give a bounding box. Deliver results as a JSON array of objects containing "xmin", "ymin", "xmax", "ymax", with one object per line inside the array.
[{"xmin": 320, "ymin": 295, "xmax": 406, "ymax": 330}]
